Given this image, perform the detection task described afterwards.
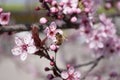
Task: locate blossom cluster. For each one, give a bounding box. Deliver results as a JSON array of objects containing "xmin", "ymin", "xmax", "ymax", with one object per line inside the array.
[
  {"xmin": 79, "ymin": 13, "xmax": 120, "ymax": 57},
  {"xmin": 0, "ymin": 8, "xmax": 10, "ymax": 26},
  {"xmin": 38, "ymin": 0, "xmax": 95, "ymax": 23}
]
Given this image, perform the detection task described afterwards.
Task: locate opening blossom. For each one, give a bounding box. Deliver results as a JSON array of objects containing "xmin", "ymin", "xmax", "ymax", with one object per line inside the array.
[
  {"xmin": 61, "ymin": 66, "xmax": 81, "ymax": 80},
  {"xmin": 11, "ymin": 33, "xmax": 37, "ymax": 61},
  {"xmin": 0, "ymin": 12, "xmax": 10, "ymax": 25}
]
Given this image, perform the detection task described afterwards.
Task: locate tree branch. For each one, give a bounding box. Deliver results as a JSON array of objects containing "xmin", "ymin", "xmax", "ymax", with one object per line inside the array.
[
  {"xmin": 0, "ymin": 23, "xmax": 79, "ymax": 34},
  {"xmin": 80, "ymin": 56, "xmax": 104, "ymax": 80},
  {"xmin": 75, "ymin": 56, "xmax": 104, "ymax": 68}
]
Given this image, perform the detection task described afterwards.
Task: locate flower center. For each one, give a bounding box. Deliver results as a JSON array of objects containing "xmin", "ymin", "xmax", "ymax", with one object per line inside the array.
[
  {"xmin": 2, "ymin": 15, "xmax": 7, "ymax": 21},
  {"xmin": 49, "ymin": 31, "xmax": 54, "ymax": 36},
  {"xmin": 22, "ymin": 44, "xmax": 28, "ymax": 51},
  {"xmin": 68, "ymin": 74, "xmax": 74, "ymax": 80}
]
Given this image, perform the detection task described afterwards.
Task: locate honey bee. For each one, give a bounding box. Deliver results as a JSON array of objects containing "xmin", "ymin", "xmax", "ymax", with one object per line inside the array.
[{"xmin": 55, "ymin": 32, "xmax": 65, "ymax": 45}]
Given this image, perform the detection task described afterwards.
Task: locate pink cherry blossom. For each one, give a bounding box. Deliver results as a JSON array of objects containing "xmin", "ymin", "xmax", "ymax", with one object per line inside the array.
[
  {"xmin": 44, "ymin": 22, "xmax": 63, "ymax": 40},
  {"xmin": 44, "ymin": 22, "xmax": 57, "ymax": 39},
  {"xmin": 79, "ymin": 26, "xmax": 92, "ymax": 43},
  {"xmin": 93, "ymin": 37, "xmax": 120, "ymax": 57},
  {"xmin": 11, "ymin": 34, "xmax": 37, "ymax": 61},
  {"xmin": 88, "ymin": 31, "xmax": 104, "ymax": 49},
  {"xmin": 0, "ymin": 12, "xmax": 10, "ymax": 25},
  {"xmin": 98, "ymin": 14, "xmax": 116, "ymax": 37},
  {"xmin": 51, "ymin": 0, "xmax": 57, "ymax": 6},
  {"xmin": 61, "ymin": 66, "xmax": 81, "ymax": 80},
  {"xmin": 76, "ymin": 8, "xmax": 81, "ymax": 14},
  {"xmin": 50, "ymin": 7, "xmax": 58, "ymax": 13},
  {"xmin": 39, "ymin": 17, "xmax": 47, "ymax": 24}
]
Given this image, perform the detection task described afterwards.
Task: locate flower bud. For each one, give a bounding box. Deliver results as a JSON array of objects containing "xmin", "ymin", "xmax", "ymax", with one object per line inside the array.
[
  {"xmin": 47, "ymin": 74, "xmax": 54, "ymax": 79},
  {"xmin": 35, "ymin": 6, "xmax": 40, "ymax": 11},
  {"xmin": 70, "ymin": 16, "xmax": 77, "ymax": 23},
  {"xmin": 50, "ymin": 62, "xmax": 54, "ymax": 66},
  {"xmin": 39, "ymin": 17, "xmax": 47, "ymax": 24},
  {"xmin": 45, "ymin": 67, "xmax": 50, "ymax": 71}
]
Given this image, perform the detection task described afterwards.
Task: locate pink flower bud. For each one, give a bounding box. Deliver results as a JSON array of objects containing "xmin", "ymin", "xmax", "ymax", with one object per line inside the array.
[
  {"xmin": 58, "ymin": 6, "xmax": 62, "ymax": 11},
  {"xmin": 50, "ymin": 7, "xmax": 58, "ymax": 13},
  {"xmin": 67, "ymin": 64, "xmax": 71, "ymax": 69},
  {"xmin": 76, "ymin": 8, "xmax": 81, "ymax": 14},
  {"xmin": 45, "ymin": 67, "xmax": 50, "ymax": 71},
  {"xmin": 50, "ymin": 62, "xmax": 54, "ymax": 66},
  {"xmin": 39, "ymin": 17, "xmax": 47, "ymax": 24},
  {"xmin": 67, "ymin": 8, "xmax": 73, "ymax": 14},
  {"xmin": 84, "ymin": 8, "xmax": 90, "ymax": 13},
  {"xmin": 59, "ymin": 2, "xmax": 64, "ymax": 7},
  {"xmin": 72, "ymin": 8, "xmax": 77, "ymax": 13},
  {"xmin": 51, "ymin": 0, "xmax": 57, "ymax": 6},
  {"xmin": 70, "ymin": 16, "xmax": 77, "ymax": 23},
  {"xmin": 50, "ymin": 44, "xmax": 58, "ymax": 51},
  {"xmin": 105, "ymin": 3, "xmax": 112, "ymax": 9},
  {"xmin": 50, "ymin": 56, "xmax": 54, "ymax": 60},
  {"xmin": 35, "ymin": 6, "xmax": 40, "ymax": 11}
]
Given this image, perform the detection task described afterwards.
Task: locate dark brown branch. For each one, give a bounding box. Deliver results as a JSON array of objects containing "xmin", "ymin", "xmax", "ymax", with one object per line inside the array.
[
  {"xmin": 43, "ymin": 48, "xmax": 61, "ymax": 73},
  {"xmin": 0, "ymin": 23, "xmax": 79, "ymax": 34}
]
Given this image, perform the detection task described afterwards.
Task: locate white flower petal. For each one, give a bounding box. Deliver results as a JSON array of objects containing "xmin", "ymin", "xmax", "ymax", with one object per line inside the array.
[
  {"xmin": 23, "ymin": 34, "xmax": 32, "ymax": 44},
  {"xmin": 20, "ymin": 53, "xmax": 27, "ymax": 61},
  {"xmin": 28, "ymin": 39, "xmax": 34, "ymax": 45},
  {"xmin": 11, "ymin": 47, "xmax": 22, "ymax": 56},
  {"xmin": 89, "ymin": 42, "xmax": 96, "ymax": 49},
  {"xmin": 68, "ymin": 67, "xmax": 75, "ymax": 75},
  {"xmin": 50, "ymin": 22, "xmax": 57, "ymax": 31},
  {"xmin": 27, "ymin": 46, "xmax": 37, "ymax": 54},
  {"xmin": 61, "ymin": 71, "xmax": 69, "ymax": 79},
  {"xmin": 98, "ymin": 42, "xmax": 104, "ymax": 48},
  {"xmin": 44, "ymin": 27, "xmax": 50, "ymax": 34},
  {"xmin": 73, "ymin": 71, "xmax": 81, "ymax": 78},
  {"xmin": 15, "ymin": 36, "xmax": 24, "ymax": 46}
]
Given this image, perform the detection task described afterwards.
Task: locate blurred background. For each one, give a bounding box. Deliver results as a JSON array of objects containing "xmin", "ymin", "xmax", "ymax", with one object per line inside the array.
[{"xmin": 0, "ymin": 0, "xmax": 120, "ymax": 80}]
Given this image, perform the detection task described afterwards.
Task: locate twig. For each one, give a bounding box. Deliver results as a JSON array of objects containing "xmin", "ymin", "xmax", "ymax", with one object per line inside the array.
[
  {"xmin": 43, "ymin": 48, "xmax": 61, "ymax": 73},
  {"xmin": 80, "ymin": 56, "xmax": 104, "ymax": 80},
  {"xmin": 75, "ymin": 56, "xmax": 104, "ymax": 68}
]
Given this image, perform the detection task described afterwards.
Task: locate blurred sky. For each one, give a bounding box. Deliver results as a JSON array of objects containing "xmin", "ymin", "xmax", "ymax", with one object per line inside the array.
[{"xmin": 0, "ymin": 0, "xmax": 25, "ymax": 5}]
